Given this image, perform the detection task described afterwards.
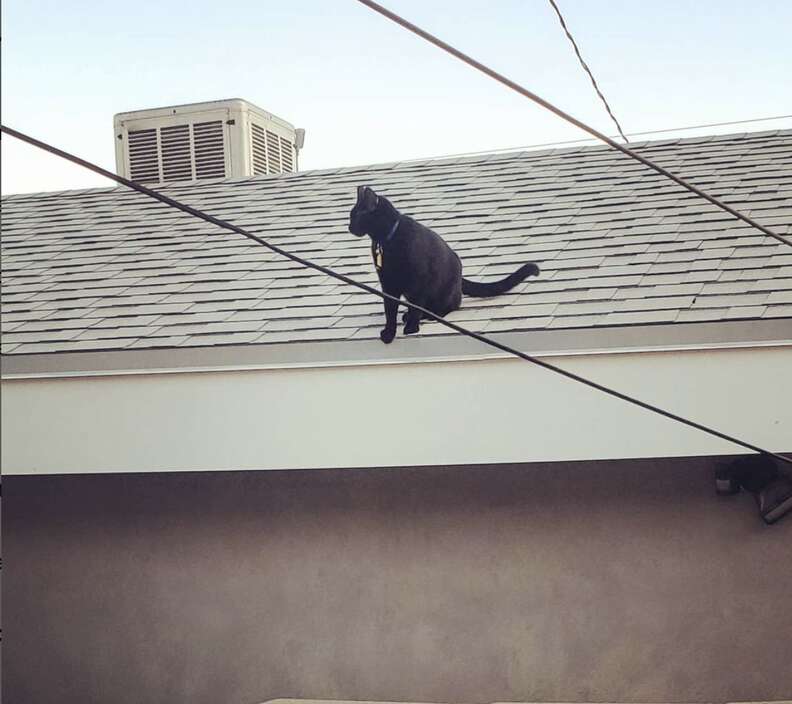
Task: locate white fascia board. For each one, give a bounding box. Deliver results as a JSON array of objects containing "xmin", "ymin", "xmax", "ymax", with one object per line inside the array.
[{"xmin": 2, "ymin": 343, "xmax": 790, "ymax": 475}]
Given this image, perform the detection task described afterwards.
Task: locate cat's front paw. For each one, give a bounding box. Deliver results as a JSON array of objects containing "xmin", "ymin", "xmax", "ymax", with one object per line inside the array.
[{"xmin": 380, "ymin": 327, "xmax": 396, "ymax": 344}]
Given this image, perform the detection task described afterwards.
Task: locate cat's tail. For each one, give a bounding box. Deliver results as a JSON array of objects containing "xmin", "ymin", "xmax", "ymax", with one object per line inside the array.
[{"xmin": 462, "ymin": 263, "xmax": 539, "ymax": 298}]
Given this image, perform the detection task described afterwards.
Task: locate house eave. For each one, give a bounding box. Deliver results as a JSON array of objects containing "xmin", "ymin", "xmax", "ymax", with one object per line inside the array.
[{"xmin": 2, "ymin": 318, "xmax": 791, "ymax": 379}]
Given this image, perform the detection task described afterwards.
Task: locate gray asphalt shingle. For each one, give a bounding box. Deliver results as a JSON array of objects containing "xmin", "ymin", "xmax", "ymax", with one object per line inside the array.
[{"xmin": 1, "ymin": 129, "xmax": 791, "ymax": 355}]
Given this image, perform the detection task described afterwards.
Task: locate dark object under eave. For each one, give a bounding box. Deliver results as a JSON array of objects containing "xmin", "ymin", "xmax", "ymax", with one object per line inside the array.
[{"xmin": 716, "ymin": 455, "xmax": 792, "ymax": 524}]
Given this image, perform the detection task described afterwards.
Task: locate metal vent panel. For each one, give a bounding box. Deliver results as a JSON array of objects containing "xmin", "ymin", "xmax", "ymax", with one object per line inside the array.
[
  {"xmin": 160, "ymin": 124, "xmax": 192, "ymax": 183},
  {"xmin": 266, "ymin": 130, "xmax": 281, "ymax": 173},
  {"xmin": 250, "ymin": 123, "xmax": 268, "ymax": 175},
  {"xmin": 193, "ymin": 121, "xmax": 226, "ymax": 180},
  {"xmin": 280, "ymin": 137, "xmax": 294, "ymax": 172},
  {"xmin": 127, "ymin": 129, "xmax": 160, "ymax": 183}
]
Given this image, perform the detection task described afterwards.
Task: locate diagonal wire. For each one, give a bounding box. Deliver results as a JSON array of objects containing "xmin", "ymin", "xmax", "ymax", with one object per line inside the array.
[
  {"xmin": 547, "ymin": 0, "xmax": 629, "ymax": 142},
  {"xmin": 2, "ymin": 123, "xmax": 790, "ymax": 467},
  {"xmin": 353, "ymin": 0, "xmax": 792, "ymax": 249}
]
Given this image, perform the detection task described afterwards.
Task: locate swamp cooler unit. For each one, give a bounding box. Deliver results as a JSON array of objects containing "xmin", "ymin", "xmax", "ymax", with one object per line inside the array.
[{"xmin": 114, "ymin": 98, "xmax": 305, "ymax": 186}]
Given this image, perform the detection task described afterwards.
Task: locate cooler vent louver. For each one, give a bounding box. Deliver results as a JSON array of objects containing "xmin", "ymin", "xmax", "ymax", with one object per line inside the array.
[
  {"xmin": 250, "ymin": 123, "xmax": 295, "ymax": 175},
  {"xmin": 128, "ymin": 129, "xmax": 160, "ymax": 183},
  {"xmin": 126, "ymin": 122, "xmax": 227, "ymax": 185},
  {"xmin": 251, "ymin": 123, "xmax": 268, "ymax": 175},
  {"xmin": 265, "ymin": 129, "xmax": 282, "ymax": 173},
  {"xmin": 160, "ymin": 124, "xmax": 192, "ymax": 182},
  {"xmin": 193, "ymin": 121, "xmax": 225, "ymax": 179},
  {"xmin": 280, "ymin": 136, "xmax": 294, "ymax": 172}
]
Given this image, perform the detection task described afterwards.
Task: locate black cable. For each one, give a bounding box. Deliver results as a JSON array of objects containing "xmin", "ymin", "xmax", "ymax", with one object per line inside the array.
[
  {"xmin": 613, "ymin": 114, "xmax": 792, "ymax": 139},
  {"xmin": 547, "ymin": 0, "xmax": 629, "ymax": 143},
  {"xmin": 2, "ymin": 124, "xmax": 789, "ymax": 467},
  {"xmin": 353, "ymin": 0, "xmax": 792, "ymax": 249}
]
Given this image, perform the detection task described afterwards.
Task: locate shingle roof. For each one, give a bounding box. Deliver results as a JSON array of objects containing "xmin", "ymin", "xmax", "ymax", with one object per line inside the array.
[{"xmin": 2, "ymin": 129, "xmax": 791, "ymax": 356}]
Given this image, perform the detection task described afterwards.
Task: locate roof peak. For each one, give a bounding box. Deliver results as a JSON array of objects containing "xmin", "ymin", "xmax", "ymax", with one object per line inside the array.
[{"xmin": 3, "ymin": 127, "xmax": 790, "ymax": 201}]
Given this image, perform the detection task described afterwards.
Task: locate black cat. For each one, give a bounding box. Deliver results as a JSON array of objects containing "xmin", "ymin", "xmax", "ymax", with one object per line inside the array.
[{"xmin": 348, "ymin": 186, "xmax": 539, "ymax": 344}]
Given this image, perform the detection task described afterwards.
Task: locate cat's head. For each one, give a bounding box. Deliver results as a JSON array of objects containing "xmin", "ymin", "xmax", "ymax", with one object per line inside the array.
[{"xmin": 348, "ymin": 185, "xmax": 380, "ymax": 237}]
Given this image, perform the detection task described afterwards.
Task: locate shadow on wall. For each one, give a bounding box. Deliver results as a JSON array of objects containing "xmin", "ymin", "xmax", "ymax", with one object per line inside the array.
[{"xmin": 3, "ymin": 457, "xmax": 792, "ymax": 704}]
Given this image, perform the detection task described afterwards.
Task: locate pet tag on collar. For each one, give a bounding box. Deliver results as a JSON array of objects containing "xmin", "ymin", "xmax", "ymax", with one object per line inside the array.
[{"xmin": 374, "ymin": 244, "xmax": 383, "ymax": 270}]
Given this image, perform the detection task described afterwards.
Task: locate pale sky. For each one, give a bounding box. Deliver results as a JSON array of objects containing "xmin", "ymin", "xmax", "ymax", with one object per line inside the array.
[{"xmin": 2, "ymin": 0, "xmax": 791, "ymax": 194}]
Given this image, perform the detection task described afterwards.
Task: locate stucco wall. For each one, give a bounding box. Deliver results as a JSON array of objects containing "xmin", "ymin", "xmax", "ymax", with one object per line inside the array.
[{"xmin": 3, "ymin": 458, "xmax": 791, "ymax": 704}]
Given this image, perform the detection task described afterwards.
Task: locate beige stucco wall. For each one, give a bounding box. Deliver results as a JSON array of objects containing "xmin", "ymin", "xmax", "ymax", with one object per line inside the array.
[{"xmin": 3, "ymin": 458, "xmax": 791, "ymax": 704}]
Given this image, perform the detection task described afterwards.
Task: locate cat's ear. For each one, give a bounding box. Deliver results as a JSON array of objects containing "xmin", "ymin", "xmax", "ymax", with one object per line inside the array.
[{"xmin": 357, "ymin": 185, "xmax": 378, "ymax": 211}]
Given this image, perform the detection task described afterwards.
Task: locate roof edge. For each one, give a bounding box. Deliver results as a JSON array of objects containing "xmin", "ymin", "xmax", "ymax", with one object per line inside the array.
[{"xmin": 3, "ymin": 319, "xmax": 790, "ymax": 379}]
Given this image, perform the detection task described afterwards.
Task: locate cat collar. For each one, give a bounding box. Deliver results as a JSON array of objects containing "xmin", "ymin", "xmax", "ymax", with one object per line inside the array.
[{"xmin": 384, "ymin": 216, "xmax": 400, "ymax": 242}]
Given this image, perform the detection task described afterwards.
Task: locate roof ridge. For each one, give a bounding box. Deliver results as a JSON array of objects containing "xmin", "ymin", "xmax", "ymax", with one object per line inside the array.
[{"xmin": 3, "ymin": 127, "xmax": 790, "ymax": 201}]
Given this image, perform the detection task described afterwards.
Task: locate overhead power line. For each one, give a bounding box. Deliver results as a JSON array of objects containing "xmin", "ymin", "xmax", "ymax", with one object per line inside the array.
[
  {"xmin": 353, "ymin": 0, "xmax": 792, "ymax": 249},
  {"xmin": 2, "ymin": 124, "xmax": 789, "ymax": 467},
  {"xmin": 609, "ymin": 114, "xmax": 792, "ymax": 139},
  {"xmin": 547, "ymin": 0, "xmax": 629, "ymax": 143}
]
